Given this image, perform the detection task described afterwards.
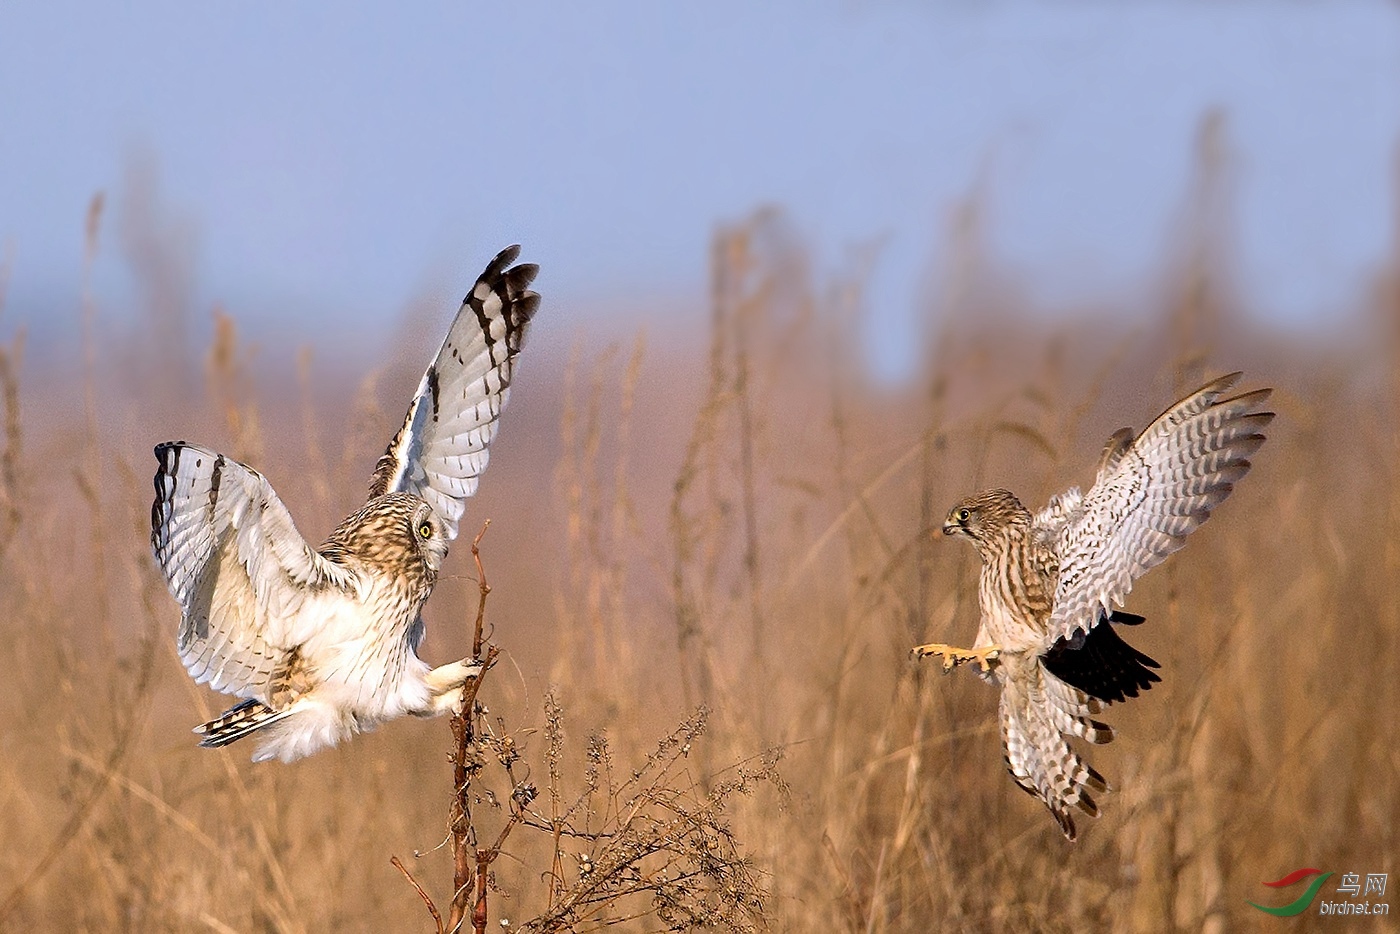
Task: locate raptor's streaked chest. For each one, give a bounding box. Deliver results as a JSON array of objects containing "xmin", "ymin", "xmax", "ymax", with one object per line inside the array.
[{"xmin": 976, "ymin": 530, "xmax": 1057, "ymax": 646}]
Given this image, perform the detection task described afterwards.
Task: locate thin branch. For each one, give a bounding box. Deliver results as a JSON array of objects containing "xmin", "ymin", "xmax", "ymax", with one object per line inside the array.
[
  {"xmin": 447, "ymin": 520, "xmax": 497, "ymax": 934},
  {"xmin": 392, "ymin": 855, "xmax": 444, "ymax": 934},
  {"xmin": 471, "ymin": 520, "xmax": 492, "ymax": 657}
]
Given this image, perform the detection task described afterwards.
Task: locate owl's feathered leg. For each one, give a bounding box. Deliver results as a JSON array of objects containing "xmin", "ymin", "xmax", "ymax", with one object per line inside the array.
[
  {"xmin": 422, "ymin": 659, "xmax": 487, "ymax": 714},
  {"xmin": 911, "ymin": 642, "xmax": 1002, "ymax": 672}
]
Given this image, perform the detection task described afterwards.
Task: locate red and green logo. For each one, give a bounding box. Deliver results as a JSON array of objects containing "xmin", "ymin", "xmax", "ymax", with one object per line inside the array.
[{"xmin": 1249, "ymin": 868, "xmax": 1333, "ymax": 917}]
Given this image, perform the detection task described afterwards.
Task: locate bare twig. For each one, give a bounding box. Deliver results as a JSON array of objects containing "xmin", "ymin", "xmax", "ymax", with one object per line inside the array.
[
  {"xmin": 446, "ymin": 521, "xmax": 505, "ymax": 934},
  {"xmin": 471, "ymin": 521, "xmax": 492, "ymax": 658},
  {"xmin": 395, "ymin": 521, "xmax": 500, "ymax": 934},
  {"xmin": 392, "ymin": 855, "xmax": 445, "ymax": 934}
]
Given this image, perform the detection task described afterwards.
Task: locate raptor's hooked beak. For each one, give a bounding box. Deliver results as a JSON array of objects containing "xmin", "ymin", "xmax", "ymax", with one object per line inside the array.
[{"xmin": 942, "ymin": 521, "xmax": 961, "ymax": 537}]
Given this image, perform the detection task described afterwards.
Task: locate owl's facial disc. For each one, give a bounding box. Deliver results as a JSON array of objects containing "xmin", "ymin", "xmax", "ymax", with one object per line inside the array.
[{"xmin": 412, "ymin": 503, "xmax": 449, "ymax": 573}]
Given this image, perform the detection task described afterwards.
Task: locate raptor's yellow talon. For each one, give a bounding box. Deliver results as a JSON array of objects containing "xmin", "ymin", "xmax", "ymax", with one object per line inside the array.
[{"xmin": 911, "ymin": 642, "xmax": 1002, "ymax": 672}]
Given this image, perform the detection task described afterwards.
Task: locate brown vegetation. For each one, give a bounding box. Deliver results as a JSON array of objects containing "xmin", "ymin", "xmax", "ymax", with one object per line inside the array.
[{"xmin": 1, "ymin": 151, "xmax": 1396, "ymax": 931}]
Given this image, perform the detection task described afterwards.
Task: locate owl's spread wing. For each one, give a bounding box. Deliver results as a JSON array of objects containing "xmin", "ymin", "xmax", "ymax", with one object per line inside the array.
[
  {"xmin": 1045, "ymin": 372, "xmax": 1273, "ymax": 644},
  {"xmin": 151, "ymin": 442, "xmax": 356, "ymax": 699},
  {"xmin": 367, "ymin": 245, "xmax": 540, "ymax": 541}
]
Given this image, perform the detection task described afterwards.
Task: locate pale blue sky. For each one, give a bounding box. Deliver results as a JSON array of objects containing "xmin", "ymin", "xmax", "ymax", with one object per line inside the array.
[{"xmin": 2, "ymin": 1, "xmax": 1397, "ymax": 377}]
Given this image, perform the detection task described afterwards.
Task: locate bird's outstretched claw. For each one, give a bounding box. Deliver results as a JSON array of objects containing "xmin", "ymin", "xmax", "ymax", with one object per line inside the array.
[
  {"xmin": 425, "ymin": 658, "xmax": 486, "ymax": 695},
  {"xmin": 911, "ymin": 642, "xmax": 1002, "ymax": 673}
]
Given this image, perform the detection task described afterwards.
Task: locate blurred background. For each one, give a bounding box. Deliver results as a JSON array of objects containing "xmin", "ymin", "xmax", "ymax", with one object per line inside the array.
[{"xmin": 1, "ymin": 2, "xmax": 1396, "ymax": 931}]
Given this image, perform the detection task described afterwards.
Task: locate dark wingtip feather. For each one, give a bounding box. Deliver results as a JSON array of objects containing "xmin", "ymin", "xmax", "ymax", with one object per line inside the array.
[
  {"xmin": 1083, "ymin": 763, "xmax": 1110, "ymax": 793},
  {"xmin": 506, "ymin": 262, "xmax": 539, "ymax": 290},
  {"xmin": 1207, "ymin": 371, "xmax": 1244, "ymax": 390},
  {"xmin": 491, "ymin": 243, "xmax": 522, "ymax": 269},
  {"xmin": 475, "ymin": 247, "xmax": 542, "ymax": 327},
  {"xmin": 1044, "ymin": 612, "xmax": 1162, "ymax": 704},
  {"xmin": 514, "ymin": 290, "xmax": 542, "ymax": 322},
  {"xmin": 1223, "ymin": 386, "xmax": 1273, "ymax": 409},
  {"xmin": 1056, "ymin": 809, "xmax": 1079, "ymax": 841},
  {"xmin": 1088, "ymin": 720, "xmax": 1114, "ymax": 744}
]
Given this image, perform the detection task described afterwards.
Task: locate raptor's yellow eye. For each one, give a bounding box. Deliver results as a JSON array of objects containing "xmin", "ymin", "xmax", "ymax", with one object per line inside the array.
[
  {"xmin": 418, "ymin": 521, "xmax": 433, "ymax": 539},
  {"xmin": 957, "ymin": 508, "xmax": 971, "ymax": 523}
]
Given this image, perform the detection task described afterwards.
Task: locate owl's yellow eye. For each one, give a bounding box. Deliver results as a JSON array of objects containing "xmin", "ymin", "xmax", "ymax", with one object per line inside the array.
[
  {"xmin": 957, "ymin": 508, "xmax": 971, "ymax": 522},
  {"xmin": 418, "ymin": 521, "xmax": 433, "ymax": 539}
]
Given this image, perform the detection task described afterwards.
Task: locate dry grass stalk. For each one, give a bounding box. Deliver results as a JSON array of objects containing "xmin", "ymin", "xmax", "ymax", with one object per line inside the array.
[
  {"xmin": 296, "ymin": 346, "xmax": 334, "ymax": 513},
  {"xmin": 554, "ymin": 336, "xmax": 645, "ymax": 688},
  {"xmin": 0, "ymin": 600, "xmax": 161, "ymax": 926},
  {"xmin": 206, "ymin": 306, "xmax": 264, "ymax": 464},
  {"xmin": 0, "ymin": 326, "xmax": 23, "ymax": 556}
]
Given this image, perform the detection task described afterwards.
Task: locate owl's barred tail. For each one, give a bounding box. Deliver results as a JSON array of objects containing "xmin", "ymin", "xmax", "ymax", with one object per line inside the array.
[{"xmin": 193, "ymin": 699, "xmax": 294, "ymax": 749}]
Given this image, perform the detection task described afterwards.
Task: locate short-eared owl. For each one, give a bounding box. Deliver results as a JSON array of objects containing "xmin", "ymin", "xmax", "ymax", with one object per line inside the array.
[
  {"xmin": 914, "ymin": 373, "xmax": 1273, "ymax": 839},
  {"xmin": 151, "ymin": 245, "xmax": 539, "ymax": 762}
]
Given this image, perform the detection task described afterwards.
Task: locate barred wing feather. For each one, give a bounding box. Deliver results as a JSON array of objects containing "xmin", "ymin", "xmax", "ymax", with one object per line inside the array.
[
  {"xmin": 150, "ymin": 442, "xmax": 355, "ymax": 699},
  {"xmin": 367, "ymin": 245, "xmax": 540, "ymax": 541},
  {"xmin": 1047, "ymin": 373, "xmax": 1273, "ymax": 644}
]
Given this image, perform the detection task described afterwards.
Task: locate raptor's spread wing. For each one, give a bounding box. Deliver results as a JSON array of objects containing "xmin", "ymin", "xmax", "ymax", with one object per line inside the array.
[
  {"xmin": 367, "ymin": 245, "xmax": 540, "ymax": 541},
  {"xmin": 1045, "ymin": 373, "xmax": 1273, "ymax": 644},
  {"xmin": 151, "ymin": 442, "xmax": 356, "ymax": 699}
]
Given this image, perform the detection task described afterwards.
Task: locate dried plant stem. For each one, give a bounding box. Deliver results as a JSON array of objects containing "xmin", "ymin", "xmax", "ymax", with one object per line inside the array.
[
  {"xmin": 734, "ymin": 273, "xmax": 768, "ymax": 681},
  {"xmin": 0, "ymin": 331, "xmax": 23, "ymax": 554},
  {"xmin": 78, "ymin": 193, "xmax": 113, "ymax": 642},
  {"xmin": 393, "ymin": 855, "xmax": 444, "ymax": 934},
  {"xmin": 396, "ymin": 522, "xmax": 519, "ymax": 934},
  {"xmin": 470, "ymin": 520, "xmax": 492, "ymax": 658},
  {"xmin": 447, "ymin": 522, "xmax": 499, "ymax": 933},
  {"xmin": 0, "ymin": 608, "xmax": 159, "ymax": 925}
]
